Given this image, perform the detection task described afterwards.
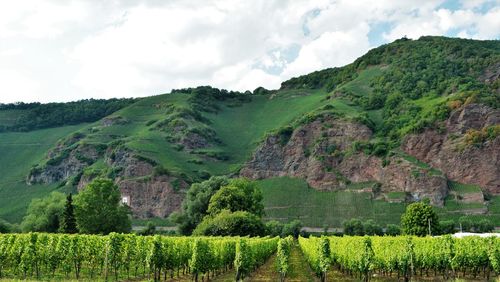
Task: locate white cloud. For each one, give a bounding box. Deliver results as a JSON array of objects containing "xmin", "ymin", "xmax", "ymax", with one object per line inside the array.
[
  {"xmin": 0, "ymin": 70, "xmax": 40, "ymax": 102},
  {"xmin": 0, "ymin": 0, "xmax": 498, "ymax": 103},
  {"xmin": 283, "ymin": 24, "xmax": 371, "ymax": 78}
]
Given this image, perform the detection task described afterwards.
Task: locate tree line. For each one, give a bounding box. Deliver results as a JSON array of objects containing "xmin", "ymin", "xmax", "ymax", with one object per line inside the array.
[{"xmin": 0, "ymin": 98, "xmax": 137, "ymax": 132}]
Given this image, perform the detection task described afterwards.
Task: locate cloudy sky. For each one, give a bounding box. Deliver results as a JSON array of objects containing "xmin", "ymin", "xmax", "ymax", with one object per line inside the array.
[{"xmin": 0, "ymin": 0, "xmax": 499, "ymax": 103}]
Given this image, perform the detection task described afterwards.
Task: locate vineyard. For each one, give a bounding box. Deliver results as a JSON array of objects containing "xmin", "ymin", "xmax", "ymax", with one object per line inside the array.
[
  {"xmin": 299, "ymin": 235, "xmax": 500, "ymax": 281},
  {"xmin": 0, "ymin": 233, "xmax": 277, "ymax": 281},
  {"xmin": 3, "ymin": 233, "xmax": 500, "ymax": 281}
]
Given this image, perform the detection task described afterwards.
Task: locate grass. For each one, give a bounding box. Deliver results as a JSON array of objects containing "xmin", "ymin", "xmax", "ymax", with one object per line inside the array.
[
  {"xmin": 131, "ymin": 217, "xmax": 175, "ymax": 227},
  {"xmin": 338, "ymin": 66, "xmax": 384, "ymax": 97},
  {"xmin": 206, "ymin": 89, "xmax": 327, "ymax": 166},
  {"xmin": 448, "ymin": 181, "xmax": 482, "ymax": 194},
  {"xmin": 393, "ymin": 150, "xmax": 443, "ymax": 176},
  {"xmin": 0, "ymin": 124, "xmax": 87, "ymax": 222},
  {"xmin": 386, "ymin": 192, "xmax": 406, "ymax": 200}
]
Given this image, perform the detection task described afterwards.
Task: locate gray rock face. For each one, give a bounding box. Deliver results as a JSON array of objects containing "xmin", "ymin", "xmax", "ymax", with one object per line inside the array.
[{"xmin": 27, "ymin": 144, "xmax": 99, "ymax": 184}]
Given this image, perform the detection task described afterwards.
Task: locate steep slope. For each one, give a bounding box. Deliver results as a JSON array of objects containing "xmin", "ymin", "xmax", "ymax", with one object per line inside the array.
[
  {"xmin": 1, "ymin": 36, "xmax": 498, "ymax": 227},
  {"xmin": 25, "ymin": 88, "xmax": 329, "ymax": 218}
]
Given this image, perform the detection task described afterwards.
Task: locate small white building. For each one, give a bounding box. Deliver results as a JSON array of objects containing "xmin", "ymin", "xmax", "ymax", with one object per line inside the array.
[{"xmin": 122, "ymin": 195, "xmax": 130, "ymax": 205}]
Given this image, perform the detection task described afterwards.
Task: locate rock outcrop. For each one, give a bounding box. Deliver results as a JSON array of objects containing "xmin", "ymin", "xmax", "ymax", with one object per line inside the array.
[
  {"xmin": 402, "ymin": 104, "xmax": 500, "ymax": 194},
  {"xmin": 241, "ymin": 116, "xmax": 449, "ymax": 205},
  {"xmin": 28, "ymin": 143, "xmax": 100, "ymax": 184}
]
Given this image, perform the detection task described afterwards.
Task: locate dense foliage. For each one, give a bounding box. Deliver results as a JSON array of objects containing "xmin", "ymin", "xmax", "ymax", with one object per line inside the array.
[
  {"xmin": 173, "ymin": 177, "xmax": 265, "ymax": 236},
  {"xmin": 172, "ymin": 86, "xmax": 252, "ymax": 113},
  {"xmin": 170, "ymin": 176, "xmax": 230, "ymax": 235},
  {"xmin": 207, "ymin": 178, "xmax": 264, "ymax": 217},
  {"xmin": 21, "ymin": 192, "xmax": 65, "ymax": 233},
  {"xmin": 192, "ymin": 210, "xmax": 266, "ymax": 237},
  {"xmin": 73, "ymin": 178, "xmax": 131, "ymax": 234},
  {"xmin": 0, "ymin": 233, "xmax": 277, "ymax": 281},
  {"xmin": 0, "ymin": 98, "xmax": 137, "ymax": 132},
  {"xmin": 281, "ymin": 36, "xmax": 499, "ymax": 143},
  {"xmin": 401, "ymin": 201, "xmax": 440, "ymax": 236}
]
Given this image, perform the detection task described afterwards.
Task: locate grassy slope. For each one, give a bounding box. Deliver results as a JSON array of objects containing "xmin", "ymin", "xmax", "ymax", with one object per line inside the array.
[{"xmin": 0, "ymin": 124, "xmax": 87, "ymax": 222}]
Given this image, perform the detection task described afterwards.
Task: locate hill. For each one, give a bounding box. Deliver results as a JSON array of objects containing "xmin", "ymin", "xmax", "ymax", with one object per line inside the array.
[{"xmin": 0, "ymin": 36, "xmax": 498, "ymax": 227}]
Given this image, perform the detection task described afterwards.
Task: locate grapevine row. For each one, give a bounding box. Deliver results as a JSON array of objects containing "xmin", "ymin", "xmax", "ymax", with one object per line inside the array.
[
  {"xmin": 275, "ymin": 236, "xmax": 293, "ymax": 281},
  {"xmin": 299, "ymin": 235, "xmax": 500, "ymax": 281},
  {"xmin": 0, "ymin": 233, "xmax": 277, "ymax": 281}
]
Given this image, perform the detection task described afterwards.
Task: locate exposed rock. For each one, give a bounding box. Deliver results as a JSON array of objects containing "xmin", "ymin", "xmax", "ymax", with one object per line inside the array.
[
  {"xmin": 480, "ymin": 62, "xmax": 500, "ymax": 85},
  {"xmin": 117, "ymin": 176, "xmax": 187, "ymax": 218},
  {"xmin": 180, "ymin": 132, "xmax": 211, "ymax": 150},
  {"xmin": 107, "ymin": 149, "xmax": 154, "ymax": 178},
  {"xmin": 102, "ymin": 116, "xmax": 129, "ymax": 127},
  {"xmin": 339, "ymin": 154, "xmax": 448, "ymax": 205},
  {"xmin": 241, "ymin": 117, "xmax": 372, "ymax": 189},
  {"xmin": 28, "ymin": 144, "xmax": 99, "ymax": 184},
  {"xmin": 241, "ymin": 116, "xmax": 449, "ymax": 205},
  {"xmin": 402, "ymin": 104, "xmax": 500, "ymax": 194}
]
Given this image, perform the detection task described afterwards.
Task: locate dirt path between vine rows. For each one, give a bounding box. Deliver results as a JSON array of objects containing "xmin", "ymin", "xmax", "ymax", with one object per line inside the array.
[
  {"xmin": 285, "ymin": 242, "xmax": 318, "ymax": 282},
  {"xmin": 209, "ymin": 240, "xmax": 319, "ymax": 282}
]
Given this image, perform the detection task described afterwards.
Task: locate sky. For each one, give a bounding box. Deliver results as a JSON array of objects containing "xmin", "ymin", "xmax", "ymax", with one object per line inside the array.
[{"xmin": 0, "ymin": 0, "xmax": 499, "ymax": 103}]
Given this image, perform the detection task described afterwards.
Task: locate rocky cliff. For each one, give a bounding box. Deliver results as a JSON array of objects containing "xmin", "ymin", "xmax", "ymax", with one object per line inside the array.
[
  {"xmin": 29, "ymin": 140, "xmax": 187, "ymax": 218},
  {"xmin": 241, "ymin": 114, "xmax": 449, "ymax": 205},
  {"xmin": 402, "ymin": 103, "xmax": 500, "ymax": 194}
]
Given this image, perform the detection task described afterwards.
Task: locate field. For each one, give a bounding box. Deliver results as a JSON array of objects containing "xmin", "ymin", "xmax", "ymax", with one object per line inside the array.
[{"xmin": 2, "ymin": 233, "xmax": 500, "ymax": 282}]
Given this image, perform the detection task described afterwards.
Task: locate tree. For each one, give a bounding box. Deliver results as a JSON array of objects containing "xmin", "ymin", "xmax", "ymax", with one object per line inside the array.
[
  {"xmin": 207, "ymin": 178, "xmax": 264, "ymax": 217},
  {"xmin": 59, "ymin": 193, "xmax": 78, "ymax": 234},
  {"xmin": 170, "ymin": 176, "xmax": 230, "ymax": 235},
  {"xmin": 21, "ymin": 191, "xmax": 65, "ymax": 232},
  {"xmin": 193, "ymin": 210, "xmax": 266, "ymax": 236},
  {"xmin": 74, "ymin": 178, "xmax": 131, "ymax": 234},
  {"xmin": 400, "ymin": 201, "xmax": 439, "ymax": 236},
  {"xmin": 343, "ymin": 219, "xmax": 365, "ymax": 236}
]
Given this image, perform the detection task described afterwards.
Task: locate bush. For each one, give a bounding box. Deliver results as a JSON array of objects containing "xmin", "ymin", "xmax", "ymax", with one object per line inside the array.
[
  {"xmin": 439, "ymin": 220, "xmax": 456, "ymax": 234},
  {"xmin": 265, "ymin": 220, "xmax": 284, "ymax": 237},
  {"xmin": 193, "ymin": 210, "xmax": 265, "ymax": 236},
  {"xmin": 363, "ymin": 219, "xmax": 383, "ymax": 235},
  {"xmin": 475, "ymin": 219, "xmax": 494, "ymax": 233},
  {"xmin": 21, "ymin": 191, "xmax": 65, "ymax": 233},
  {"xmin": 385, "ymin": 224, "xmax": 401, "ymax": 236},
  {"xmin": 343, "ymin": 218, "xmax": 365, "ymax": 236}
]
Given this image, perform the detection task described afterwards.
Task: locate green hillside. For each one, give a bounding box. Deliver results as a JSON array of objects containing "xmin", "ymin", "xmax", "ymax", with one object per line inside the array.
[
  {"xmin": 0, "ymin": 125, "xmax": 88, "ymax": 222},
  {"xmin": 0, "ymin": 36, "xmax": 498, "ymax": 227}
]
